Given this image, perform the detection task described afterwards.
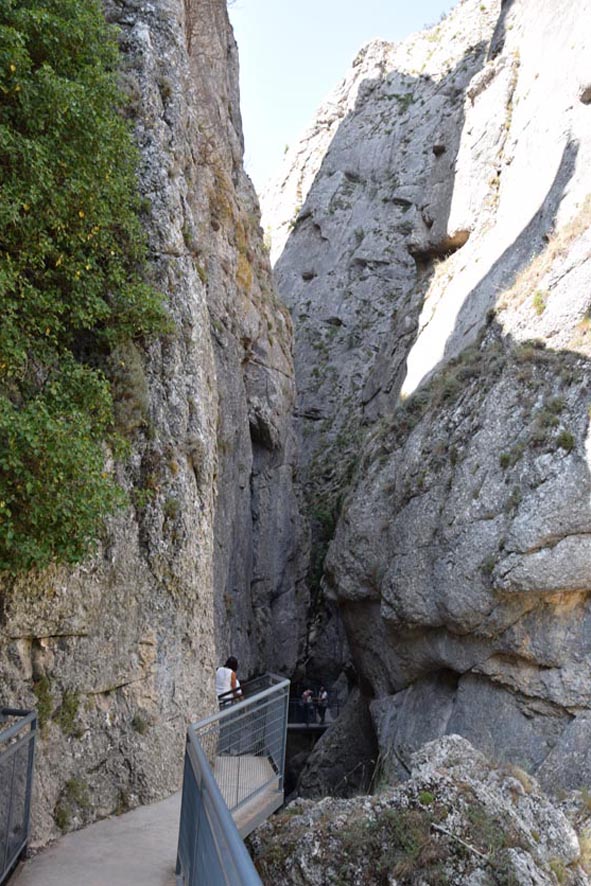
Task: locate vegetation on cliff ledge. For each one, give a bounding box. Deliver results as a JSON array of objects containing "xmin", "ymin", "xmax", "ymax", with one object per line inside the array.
[{"xmin": 0, "ymin": 0, "xmax": 170, "ymax": 573}]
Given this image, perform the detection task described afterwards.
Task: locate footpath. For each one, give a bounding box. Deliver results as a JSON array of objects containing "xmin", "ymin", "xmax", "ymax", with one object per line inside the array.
[{"xmin": 13, "ymin": 792, "xmax": 181, "ymax": 886}]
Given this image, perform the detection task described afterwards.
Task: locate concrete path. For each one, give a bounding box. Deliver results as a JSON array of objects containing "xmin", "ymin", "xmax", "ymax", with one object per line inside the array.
[{"xmin": 13, "ymin": 792, "xmax": 181, "ymax": 886}]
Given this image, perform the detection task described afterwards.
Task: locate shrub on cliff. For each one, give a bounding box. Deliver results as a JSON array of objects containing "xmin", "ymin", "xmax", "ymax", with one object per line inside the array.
[{"xmin": 0, "ymin": 0, "xmax": 170, "ymax": 573}]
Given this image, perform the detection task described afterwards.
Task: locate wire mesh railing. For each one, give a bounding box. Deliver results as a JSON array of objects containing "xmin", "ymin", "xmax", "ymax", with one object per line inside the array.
[
  {"xmin": 175, "ymin": 726, "xmax": 262, "ymax": 886},
  {"xmin": 175, "ymin": 673, "xmax": 289, "ymax": 886},
  {"xmin": 0, "ymin": 708, "xmax": 37, "ymax": 886},
  {"xmin": 288, "ymin": 685, "xmax": 342, "ymax": 727}
]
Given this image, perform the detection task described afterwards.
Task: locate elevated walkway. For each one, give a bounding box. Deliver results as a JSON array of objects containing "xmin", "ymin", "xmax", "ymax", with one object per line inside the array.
[
  {"xmin": 12, "ymin": 674, "xmax": 290, "ymax": 886},
  {"xmin": 287, "ymin": 694, "xmax": 340, "ymax": 735},
  {"xmin": 13, "ymin": 793, "xmax": 181, "ymax": 886},
  {"xmin": 176, "ymin": 674, "xmax": 289, "ymax": 884},
  {"xmin": 214, "ymin": 755, "xmax": 282, "ymax": 838}
]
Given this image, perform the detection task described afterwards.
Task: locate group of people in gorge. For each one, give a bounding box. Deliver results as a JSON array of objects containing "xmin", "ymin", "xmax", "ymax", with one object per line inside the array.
[
  {"xmin": 215, "ymin": 655, "xmax": 330, "ymax": 727},
  {"xmin": 300, "ymin": 685, "xmax": 328, "ymax": 724}
]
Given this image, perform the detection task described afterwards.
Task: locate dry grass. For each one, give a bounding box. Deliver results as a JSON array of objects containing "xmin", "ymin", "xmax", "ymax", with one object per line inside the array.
[
  {"xmin": 497, "ymin": 193, "xmax": 591, "ymax": 313},
  {"xmin": 579, "ymin": 828, "xmax": 591, "ymax": 873},
  {"xmin": 505, "ymin": 764, "xmax": 534, "ymax": 794}
]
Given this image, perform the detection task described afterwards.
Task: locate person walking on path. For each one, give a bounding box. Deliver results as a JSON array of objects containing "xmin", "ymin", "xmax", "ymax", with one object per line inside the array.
[
  {"xmin": 216, "ymin": 656, "xmax": 242, "ymax": 755},
  {"xmin": 317, "ymin": 686, "xmax": 328, "ymax": 724},
  {"xmin": 302, "ymin": 688, "xmax": 314, "ymax": 725}
]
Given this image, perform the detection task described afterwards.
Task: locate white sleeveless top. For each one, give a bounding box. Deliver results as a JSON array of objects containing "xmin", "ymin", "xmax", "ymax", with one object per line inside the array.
[{"xmin": 216, "ymin": 666, "xmax": 240, "ymax": 698}]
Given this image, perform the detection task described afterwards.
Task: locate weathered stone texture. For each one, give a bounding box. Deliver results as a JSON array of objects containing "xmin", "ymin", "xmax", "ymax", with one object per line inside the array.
[
  {"xmin": 180, "ymin": 0, "xmax": 305, "ymax": 678},
  {"xmin": 264, "ymin": 0, "xmax": 591, "ymax": 791},
  {"xmin": 0, "ymin": 0, "xmax": 302, "ymax": 844},
  {"xmin": 297, "ymin": 687, "xmax": 378, "ymax": 799},
  {"xmin": 250, "ymin": 736, "xmax": 588, "ymax": 885}
]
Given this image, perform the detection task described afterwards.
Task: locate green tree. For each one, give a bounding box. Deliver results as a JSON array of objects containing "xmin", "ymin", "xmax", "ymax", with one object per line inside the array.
[{"xmin": 0, "ymin": 0, "xmax": 170, "ymax": 573}]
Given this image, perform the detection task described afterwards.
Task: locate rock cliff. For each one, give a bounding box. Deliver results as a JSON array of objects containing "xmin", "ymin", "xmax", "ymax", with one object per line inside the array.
[
  {"xmin": 250, "ymin": 735, "xmax": 590, "ymax": 885},
  {"xmin": 264, "ymin": 0, "xmax": 591, "ymax": 790},
  {"xmin": 0, "ymin": 0, "xmax": 303, "ymax": 843}
]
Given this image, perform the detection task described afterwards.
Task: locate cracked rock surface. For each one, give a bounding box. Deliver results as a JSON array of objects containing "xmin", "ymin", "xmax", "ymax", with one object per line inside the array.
[
  {"xmin": 0, "ymin": 0, "xmax": 303, "ymax": 844},
  {"xmin": 265, "ymin": 0, "xmax": 591, "ymax": 789},
  {"xmin": 249, "ymin": 735, "xmax": 589, "ymax": 885}
]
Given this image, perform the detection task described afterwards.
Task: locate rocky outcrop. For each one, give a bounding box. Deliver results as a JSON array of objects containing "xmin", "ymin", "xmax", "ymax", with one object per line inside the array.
[
  {"xmin": 264, "ymin": 0, "xmax": 591, "ymax": 789},
  {"xmin": 0, "ymin": 0, "xmax": 302, "ymax": 843},
  {"xmin": 263, "ymin": 0, "xmax": 502, "ymax": 682},
  {"xmin": 249, "ymin": 735, "xmax": 589, "ymax": 885},
  {"xmin": 330, "ymin": 329, "xmax": 591, "ymax": 788},
  {"xmin": 297, "ymin": 687, "xmax": 378, "ymax": 799}
]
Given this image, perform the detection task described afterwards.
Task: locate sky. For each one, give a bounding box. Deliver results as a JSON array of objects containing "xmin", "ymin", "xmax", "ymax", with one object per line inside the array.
[{"xmin": 228, "ymin": 0, "xmax": 457, "ymax": 193}]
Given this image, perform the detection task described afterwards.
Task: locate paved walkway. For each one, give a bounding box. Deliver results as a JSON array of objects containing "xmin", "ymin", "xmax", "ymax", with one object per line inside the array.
[{"xmin": 13, "ymin": 792, "xmax": 181, "ymax": 886}]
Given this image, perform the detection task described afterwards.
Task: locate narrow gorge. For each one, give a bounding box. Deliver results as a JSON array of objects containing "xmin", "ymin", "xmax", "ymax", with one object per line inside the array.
[
  {"xmin": 2, "ymin": 0, "xmax": 591, "ymax": 881},
  {"xmin": 265, "ymin": 0, "xmax": 591, "ymax": 803}
]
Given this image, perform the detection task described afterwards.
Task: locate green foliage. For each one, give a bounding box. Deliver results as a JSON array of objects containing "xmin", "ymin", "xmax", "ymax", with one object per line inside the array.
[
  {"xmin": 53, "ymin": 689, "xmax": 82, "ymax": 737},
  {"xmin": 0, "ymin": 0, "xmax": 171, "ymax": 573},
  {"xmin": 0, "ymin": 361, "xmax": 126, "ymax": 570},
  {"xmin": 54, "ymin": 803, "xmax": 70, "ymax": 831},
  {"xmin": 55, "ymin": 776, "xmax": 90, "ymax": 830},
  {"xmin": 132, "ymin": 486, "xmax": 155, "ymax": 511},
  {"xmin": 107, "ymin": 342, "xmax": 150, "ymax": 435},
  {"xmin": 163, "ymin": 496, "xmax": 180, "ymax": 520},
  {"xmin": 466, "ymin": 803, "xmax": 509, "ymax": 854},
  {"xmin": 390, "ymin": 92, "xmax": 415, "ymax": 112},
  {"xmin": 63, "ymin": 777, "xmax": 90, "ymax": 808},
  {"xmin": 338, "ymin": 806, "xmax": 446, "ymax": 881},
  {"xmin": 547, "ymin": 397, "xmax": 565, "ymax": 415},
  {"xmin": 131, "ymin": 712, "xmax": 149, "ymax": 735},
  {"xmin": 481, "ymin": 555, "xmax": 496, "ymax": 577},
  {"xmin": 532, "ymin": 290, "xmax": 547, "ymax": 316},
  {"xmin": 548, "ymin": 858, "xmax": 567, "ymax": 884},
  {"xmin": 32, "ymin": 674, "xmax": 53, "ymax": 729},
  {"xmin": 556, "ymin": 430, "xmax": 575, "ymax": 452}
]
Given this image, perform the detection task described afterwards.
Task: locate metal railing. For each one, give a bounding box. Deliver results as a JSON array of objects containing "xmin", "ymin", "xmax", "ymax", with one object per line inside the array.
[
  {"xmin": 288, "ymin": 686, "xmax": 342, "ymax": 727},
  {"xmin": 0, "ymin": 709, "xmax": 37, "ymax": 886},
  {"xmin": 175, "ymin": 674, "xmax": 289, "ymax": 886}
]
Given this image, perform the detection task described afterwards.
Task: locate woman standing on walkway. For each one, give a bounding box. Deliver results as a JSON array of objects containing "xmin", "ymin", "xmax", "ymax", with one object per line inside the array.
[{"xmin": 215, "ymin": 656, "xmax": 242, "ymax": 708}]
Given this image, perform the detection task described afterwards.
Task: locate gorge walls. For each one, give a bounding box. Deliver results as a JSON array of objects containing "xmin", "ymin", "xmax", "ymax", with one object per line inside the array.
[
  {"xmin": 265, "ymin": 0, "xmax": 591, "ymax": 791},
  {"xmin": 0, "ymin": 0, "xmax": 303, "ymax": 843},
  {"xmin": 2, "ymin": 0, "xmax": 591, "ymax": 850}
]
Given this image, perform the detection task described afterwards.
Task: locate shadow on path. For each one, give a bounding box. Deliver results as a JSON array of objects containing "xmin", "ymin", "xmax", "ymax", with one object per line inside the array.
[{"xmin": 13, "ymin": 793, "xmax": 180, "ymax": 886}]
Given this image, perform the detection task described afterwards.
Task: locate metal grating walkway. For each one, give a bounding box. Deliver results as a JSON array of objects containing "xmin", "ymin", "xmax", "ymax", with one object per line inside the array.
[{"xmin": 214, "ymin": 755, "xmax": 282, "ymax": 838}]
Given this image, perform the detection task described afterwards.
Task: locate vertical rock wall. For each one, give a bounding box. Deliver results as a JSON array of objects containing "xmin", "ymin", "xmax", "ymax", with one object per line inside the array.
[
  {"xmin": 262, "ymin": 0, "xmax": 498, "ymax": 684},
  {"xmin": 181, "ymin": 0, "xmax": 306, "ymax": 678},
  {"xmin": 265, "ymin": 0, "xmax": 591, "ymax": 790},
  {"xmin": 0, "ymin": 0, "xmax": 303, "ymax": 844}
]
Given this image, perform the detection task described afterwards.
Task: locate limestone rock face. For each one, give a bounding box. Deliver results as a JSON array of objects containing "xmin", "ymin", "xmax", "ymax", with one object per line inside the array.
[
  {"xmin": 0, "ymin": 0, "xmax": 302, "ymax": 844},
  {"xmin": 264, "ymin": 0, "xmax": 591, "ymax": 789},
  {"xmin": 249, "ymin": 735, "xmax": 588, "ymax": 885},
  {"xmin": 331, "ymin": 332, "xmax": 591, "ymax": 786},
  {"xmin": 179, "ymin": 0, "xmax": 305, "ymax": 678},
  {"xmin": 297, "ymin": 687, "xmax": 378, "ymax": 799}
]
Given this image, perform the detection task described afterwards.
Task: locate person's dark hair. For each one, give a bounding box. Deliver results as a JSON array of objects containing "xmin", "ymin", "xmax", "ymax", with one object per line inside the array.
[{"xmin": 225, "ymin": 656, "xmax": 238, "ymax": 671}]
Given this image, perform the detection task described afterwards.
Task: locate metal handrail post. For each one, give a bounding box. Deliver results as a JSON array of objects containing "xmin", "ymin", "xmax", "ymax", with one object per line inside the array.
[
  {"xmin": 0, "ymin": 708, "xmax": 37, "ymax": 886},
  {"xmin": 2, "ymin": 755, "xmax": 16, "ymax": 877},
  {"xmin": 278, "ymin": 684, "xmax": 289, "ymax": 793},
  {"xmin": 176, "ymin": 674, "xmax": 289, "ymax": 884},
  {"xmin": 23, "ymin": 716, "xmax": 37, "ymax": 849}
]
